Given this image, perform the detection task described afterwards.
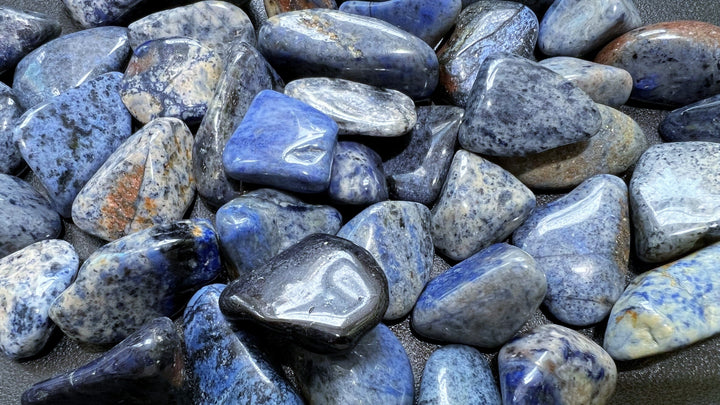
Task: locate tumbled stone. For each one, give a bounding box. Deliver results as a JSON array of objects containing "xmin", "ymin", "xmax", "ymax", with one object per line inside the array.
[
  {"xmin": 459, "ymin": 55, "xmax": 601, "ymax": 157},
  {"xmin": 13, "ymin": 72, "xmax": 133, "ymax": 218},
  {"xmin": 0, "ymin": 7, "xmax": 60, "ymax": 74},
  {"xmin": 49, "ymin": 219, "xmax": 221, "ymax": 345},
  {"xmin": 62, "ymin": 0, "xmax": 147, "ymax": 28},
  {"xmin": 328, "ymin": 142, "xmax": 388, "ymax": 205},
  {"xmin": 431, "ymin": 150, "xmax": 535, "ymax": 261},
  {"xmin": 219, "ymin": 234, "xmax": 388, "ymax": 353},
  {"xmin": 660, "ymin": 94, "xmax": 720, "ymax": 142},
  {"xmin": 413, "ymin": 243, "xmax": 545, "ymax": 347},
  {"xmin": 284, "ymin": 77, "xmax": 417, "ymax": 137},
  {"xmin": 258, "ymin": 9, "xmax": 438, "ymax": 99},
  {"xmin": 0, "ymin": 83, "xmax": 23, "ymax": 174},
  {"xmin": 0, "ymin": 240, "xmax": 78, "ymax": 359},
  {"xmin": 499, "ymin": 324, "xmax": 617, "ymax": 405},
  {"xmin": 265, "ymin": 0, "xmax": 336, "ymax": 17},
  {"xmin": 463, "ymin": 0, "xmax": 553, "ymax": 14}
]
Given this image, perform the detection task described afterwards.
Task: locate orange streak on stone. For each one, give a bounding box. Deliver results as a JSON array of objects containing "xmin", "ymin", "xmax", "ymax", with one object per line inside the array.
[{"xmin": 98, "ymin": 164, "xmax": 144, "ymax": 239}]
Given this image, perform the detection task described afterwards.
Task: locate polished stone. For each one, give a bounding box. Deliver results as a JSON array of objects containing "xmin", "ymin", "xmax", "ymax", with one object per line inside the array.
[
  {"xmin": 329, "ymin": 142, "xmax": 388, "ymax": 205},
  {"xmin": 265, "ymin": 0, "xmax": 336, "ymax": 17},
  {"xmin": 0, "ymin": 83, "xmax": 23, "ymax": 174},
  {"xmin": 660, "ymin": 94, "xmax": 720, "ymax": 142},
  {"xmin": 0, "ymin": 7, "xmax": 60, "ymax": 75},
  {"xmin": 62, "ymin": 0, "xmax": 147, "ymax": 27},
  {"xmin": 463, "ymin": 0, "xmax": 553, "ymax": 14}
]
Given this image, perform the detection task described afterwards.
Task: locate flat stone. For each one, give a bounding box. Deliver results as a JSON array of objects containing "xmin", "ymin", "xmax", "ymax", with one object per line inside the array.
[
  {"xmin": 0, "ymin": 83, "xmax": 23, "ymax": 174},
  {"xmin": 284, "ymin": 77, "xmax": 417, "ymax": 137},
  {"xmin": 0, "ymin": 7, "xmax": 60, "ymax": 75},
  {"xmin": 0, "ymin": 240, "xmax": 78, "ymax": 359},
  {"xmin": 62, "ymin": 0, "xmax": 147, "ymax": 28},
  {"xmin": 222, "ymin": 90, "xmax": 338, "ymax": 193},
  {"xmin": 499, "ymin": 324, "xmax": 617, "ymax": 405},
  {"xmin": 459, "ymin": 55, "xmax": 601, "ymax": 157},
  {"xmin": 48, "ymin": 219, "xmax": 221, "ymax": 345},
  {"xmin": 13, "ymin": 72, "xmax": 133, "ymax": 218},
  {"xmin": 431, "ymin": 150, "xmax": 535, "ymax": 261},
  {"xmin": 72, "ymin": 117, "xmax": 195, "ymax": 241},
  {"xmin": 412, "ymin": 243, "xmax": 546, "ymax": 348},
  {"xmin": 630, "ymin": 142, "xmax": 720, "ymax": 263},
  {"xmin": 219, "ymin": 234, "xmax": 388, "ymax": 353},
  {"xmin": 660, "ymin": 94, "xmax": 720, "ymax": 142},
  {"xmin": 329, "ymin": 142, "xmax": 388, "ymax": 205},
  {"xmin": 265, "ymin": 0, "xmax": 336, "ymax": 17}
]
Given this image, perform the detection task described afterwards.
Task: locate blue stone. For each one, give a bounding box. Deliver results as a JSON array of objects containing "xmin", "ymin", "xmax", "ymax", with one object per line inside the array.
[
  {"xmin": 0, "ymin": 7, "xmax": 60, "ymax": 75},
  {"xmin": 223, "ymin": 90, "xmax": 338, "ymax": 193},
  {"xmin": 0, "ymin": 240, "xmax": 78, "ymax": 359},
  {"xmin": 12, "ymin": 26, "xmax": 129, "ymax": 109},
  {"xmin": 412, "ymin": 243, "xmax": 546, "ymax": 348},
  {"xmin": 62, "ymin": 0, "xmax": 147, "ymax": 28},
  {"xmin": 660, "ymin": 94, "xmax": 720, "ymax": 142},
  {"xmin": 48, "ymin": 219, "xmax": 221, "ymax": 345},
  {"xmin": 0, "ymin": 83, "xmax": 24, "ymax": 174},
  {"xmin": 13, "ymin": 72, "xmax": 133, "ymax": 218},
  {"xmin": 329, "ymin": 142, "xmax": 388, "ymax": 205}
]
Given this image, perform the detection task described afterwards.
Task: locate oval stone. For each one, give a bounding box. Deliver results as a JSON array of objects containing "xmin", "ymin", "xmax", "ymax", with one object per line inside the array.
[{"xmin": 660, "ymin": 94, "xmax": 720, "ymax": 142}]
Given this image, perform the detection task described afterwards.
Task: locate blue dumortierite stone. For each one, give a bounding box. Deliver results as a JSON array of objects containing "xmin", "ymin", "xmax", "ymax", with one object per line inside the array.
[
  {"xmin": 258, "ymin": 9, "xmax": 439, "ymax": 99},
  {"xmin": 660, "ymin": 94, "xmax": 720, "ymax": 142},
  {"xmin": 328, "ymin": 142, "xmax": 388, "ymax": 205},
  {"xmin": 12, "ymin": 26, "xmax": 129, "ymax": 109},
  {"xmin": 62, "ymin": 0, "xmax": 147, "ymax": 28},
  {"xmin": 499, "ymin": 324, "xmax": 617, "ymax": 405},
  {"xmin": 418, "ymin": 345, "xmax": 501, "ymax": 405},
  {"xmin": 0, "ymin": 83, "xmax": 23, "ymax": 174},
  {"xmin": 183, "ymin": 284, "xmax": 304, "ymax": 405},
  {"xmin": 21, "ymin": 317, "xmax": 184, "ymax": 405},
  {"xmin": 0, "ymin": 7, "xmax": 60, "ymax": 75},
  {"xmin": 0, "ymin": 240, "xmax": 78, "ymax": 359},
  {"xmin": 223, "ymin": 90, "xmax": 338, "ymax": 193},
  {"xmin": 13, "ymin": 72, "xmax": 133, "ymax": 218},
  {"xmin": 48, "ymin": 219, "xmax": 221, "ymax": 345}
]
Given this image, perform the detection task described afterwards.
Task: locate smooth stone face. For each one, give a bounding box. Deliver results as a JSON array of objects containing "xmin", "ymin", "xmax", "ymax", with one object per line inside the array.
[
  {"xmin": 62, "ymin": 0, "xmax": 147, "ymax": 27},
  {"xmin": 0, "ymin": 7, "xmax": 60, "ymax": 75},
  {"xmin": 499, "ymin": 324, "xmax": 617, "ymax": 405},
  {"xmin": 328, "ymin": 142, "xmax": 388, "ymax": 205},
  {"xmin": 284, "ymin": 77, "xmax": 417, "ymax": 137},
  {"xmin": 0, "ymin": 83, "xmax": 24, "ymax": 174},
  {"xmin": 660, "ymin": 94, "xmax": 720, "ymax": 142},
  {"xmin": 72, "ymin": 117, "xmax": 195, "ymax": 241},
  {"xmin": 596, "ymin": 21, "xmax": 720, "ymax": 106},
  {"xmin": 13, "ymin": 72, "xmax": 133, "ymax": 218},
  {"xmin": 219, "ymin": 234, "xmax": 389, "ymax": 353},
  {"xmin": 459, "ymin": 55, "xmax": 601, "ymax": 157},
  {"xmin": 258, "ymin": 9, "xmax": 439, "ymax": 99},
  {"xmin": 431, "ymin": 150, "xmax": 535, "ymax": 261},
  {"xmin": 412, "ymin": 243, "xmax": 546, "ymax": 348},
  {"xmin": 49, "ymin": 219, "xmax": 222, "ymax": 345},
  {"xmin": 12, "ymin": 26, "xmax": 129, "ymax": 109},
  {"xmin": 630, "ymin": 142, "xmax": 720, "ymax": 263},
  {"xmin": 21, "ymin": 317, "xmax": 184, "ymax": 405},
  {"xmin": 223, "ymin": 90, "xmax": 338, "ymax": 193},
  {"xmin": 462, "ymin": 0, "xmax": 553, "ymax": 14},
  {"xmin": 437, "ymin": 1, "xmax": 538, "ymax": 107},
  {"xmin": 265, "ymin": 0, "xmax": 337, "ymax": 17},
  {"xmin": 0, "ymin": 240, "xmax": 78, "ymax": 359}
]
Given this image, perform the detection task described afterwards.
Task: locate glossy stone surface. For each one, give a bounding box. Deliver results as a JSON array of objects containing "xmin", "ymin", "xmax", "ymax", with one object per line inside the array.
[
  {"xmin": 72, "ymin": 118, "xmax": 195, "ymax": 241},
  {"xmin": 0, "ymin": 7, "xmax": 60, "ymax": 75},
  {"xmin": 62, "ymin": 0, "xmax": 146, "ymax": 27},
  {"xmin": 0, "ymin": 240, "xmax": 78, "ymax": 359},
  {"xmin": 437, "ymin": 1, "xmax": 538, "ymax": 107},
  {"xmin": 216, "ymin": 188, "xmax": 341, "ymax": 278},
  {"xmin": 0, "ymin": 83, "xmax": 23, "ymax": 174},
  {"xmin": 412, "ymin": 243, "xmax": 545, "ymax": 348},
  {"xmin": 463, "ymin": 0, "xmax": 553, "ymax": 14},
  {"xmin": 459, "ymin": 55, "xmax": 601, "ymax": 157},
  {"xmin": 12, "ymin": 26, "xmax": 129, "ymax": 109},
  {"xmin": 284, "ymin": 77, "xmax": 417, "ymax": 137},
  {"xmin": 258, "ymin": 9, "xmax": 439, "ymax": 99},
  {"xmin": 630, "ymin": 142, "xmax": 720, "ymax": 263},
  {"xmin": 660, "ymin": 94, "xmax": 720, "ymax": 142},
  {"xmin": 499, "ymin": 324, "xmax": 617, "ymax": 405},
  {"xmin": 49, "ymin": 219, "xmax": 221, "ymax": 345},
  {"xmin": 265, "ymin": 0, "xmax": 336, "ymax": 17},
  {"xmin": 219, "ymin": 233, "xmax": 388, "ymax": 353},
  {"xmin": 13, "ymin": 72, "xmax": 133, "ymax": 218},
  {"xmin": 21, "ymin": 317, "xmax": 184, "ymax": 405},
  {"xmin": 596, "ymin": 21, "xmax": 720, "ymax": 106},
  {"xmin": 338, "ymin": 201, "xmax": 433, "ymax": 320},
  {"xmin": 431, "ymin": 150, "xmax": 535, "ymax": 261},
  {"xmin": 328, "ymin": 142, "xmax": 388, "ymax": 205},
  {"xmin": 223, "ymin": 90, "xmax": 338, "ymax": 193}
]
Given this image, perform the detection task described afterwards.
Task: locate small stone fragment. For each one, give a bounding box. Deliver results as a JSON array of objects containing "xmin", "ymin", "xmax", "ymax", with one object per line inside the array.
[
  {"xmin": 0, "ymin": 83, "xmax": 23, "ymax": 174},
  {"xmin": 660, "ymin": 94, "xmax": 720, "ymax": 142},
  {"xmin": 0, "ymin": 7, "xmax": 60, "ymax": 75},
  {"xmin": 265, "ymin": 0, "xmax": 336, "ymax": 17},
  {"xmin": 328, "ymin": 142, "xmax": 388, "ymax": 205},
  {"xmin": 62, "ymin": 0, "xmax": 147, "ymax": 28}
]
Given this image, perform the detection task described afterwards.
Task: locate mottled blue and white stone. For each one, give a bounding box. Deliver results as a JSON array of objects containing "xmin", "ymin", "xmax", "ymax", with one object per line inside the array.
[
  {"xmin": 14, "ymin": 72, "xmax": 132, "ymax": 218},
  {"xmin": 513, "ymin": 175, "xmax": 630, "ymax": 326},
  {"xmin": 48, "ymin": 219, "xmax": 221, "ymax": 345},
  {"xmin": 630, "ymin": 142, "xmax": 720, "ymax": 263},
  {"xmin": 499, "ymin": 324, "xmax": 617, "ymax": 405},
  {"xmin": 0, "ymin": 83, "xmax": 23, "ymax": 174},
  {"xmin": 0, "ymin": 240, "xmax": 78, "ymax": 359},
  {"xmin": 660, "ymin": 94, "xmax": 720, "ymax": 143},
  {"xmin": 12, "ymin": 26, "xmax": 129, "ymax": 109},
  {"xmin": 0, "ymin": 7, "xmax": 60, "ymax": 75},
  {"xmin": 418, "ymin": 345, "xmax": 501, "ymax": 405},
  {"xmin": 284, "ymin": 78, "xmax": 417, "ymax": 137},
  {"xmin": 62, "ymin": 0, "xmax": 147, "ymax": 28},
  {"xmin": 431, "ymin": 150, "xmax": 535, "ymax": 261},
  {"xmin": 328, "ymin": 142, "xmax": 388, "ymax": 205}
]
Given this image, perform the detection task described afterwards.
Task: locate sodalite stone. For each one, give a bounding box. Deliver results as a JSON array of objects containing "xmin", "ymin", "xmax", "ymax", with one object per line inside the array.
[
  {"xmin": 265, "ymin": 0, "xmax": 337, "ymax": 17},
  {"xmin": 0, "ymin": 83, "xmax": 23, "ymax": 174},
  {"xmin": 72, "ymin": 117, "xmax": 195, "ymax": 241},
  {"xmin": 630, "ymin": 142, "xmax": 720, "ymax": 263},
  {"xmin": 329, "ymin": 142, "xmax": 388, "ymax": 205},
  {"xmin": 183, "ymin": 284, "xmax": 304, "ymax": 405},
  {"xmin": 284, "ymin": 78, "xmax": 417, "ymax": 137},
  {"xmin": 660, "ymin": 94, "xmax": 720, "ymax": 142},
  {"xmin": 459, "ymin": 55, "xmax": 601, "ymax": 157},
  {"xmin": 539, "ymin": 57, "xmax": 634, "ymax": 107},
  {"xmin": 0, "ymin": 7, "xmax": 60, "ymax": 74},
  {"xmin": 49, "ymin": 219, "xmax": 221, "ymax": 345},
  {"xmin": 499, "ymin": 324, "xmax": 617, "ymax": 405},
  {"xmin": 216, "ymin": 188, "xmax": 341, "ymax": 277},
  {"xmin": 12, "ymin": 26, "xmax": 129, "ymax": 109},
  {"xmin": 412, "ymin": 243, "xmax": 546, "ymax": 348},
  {"xmin": 258, "ymin": 9, "xmax": 439, "ymax": 99},
  {"xmin": 62, "ymin": 0, "xmax": 147, "ymax": 28},
  {"xmin": 13, "ymin": 72, "xmax": 133, "ymax": 218},
  {"xmin": 223, "ymin": 90, "xmax": 338, "ymax": 193},
  {"xmin": 21, "ymin": 317, "xmax": 184, "ymax": 405},
  {"xmin": 0, "ymin": 240, "xmax": 78, "ymax": 359},
  {"xmin": 431, "ymin": 150, "xmax": 535, "ymax": 261}
]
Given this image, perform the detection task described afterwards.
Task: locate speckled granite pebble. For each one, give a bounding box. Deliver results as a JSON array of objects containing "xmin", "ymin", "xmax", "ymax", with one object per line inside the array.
[
  {"xmin": 329, "ymin": 142, "xmax": 388, "ymax": 205},
  {"xmin": 0, "ymin": 7, "xmax": 60, "ymax": 75},
  {"xmin": 0, "ymin": 83, "xmax": 23, "ymax": 174},
  {"xmin": 660, "ymin": 94, "xmax": 720, "ymax": 142},
  {"xmin": 62, "ymin": 0, "xmax": 147, "ymax": 28},
  {"xmin": 265, "ymin": 0, "xmax": 336, "ymax": 17}
]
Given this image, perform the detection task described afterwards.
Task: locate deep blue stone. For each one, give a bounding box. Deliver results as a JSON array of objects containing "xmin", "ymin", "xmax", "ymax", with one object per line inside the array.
[
  {"xmin": 328, "ymin": 141, "xmax": 388, "ymax": 205},
  {"xmin": 660, "ymin": 94, "xmax": 720, "ymax": 142},
  {"xmin": 0, "ymin": 83, "xmax": 23, "ymax": 174},
  {"xmin": 62, "ymin": 0, "xmax": 147, "ymax": 28},
  {"xmin": 0, "ymin": 7, "xmax": 60, "ymax": 75}
]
